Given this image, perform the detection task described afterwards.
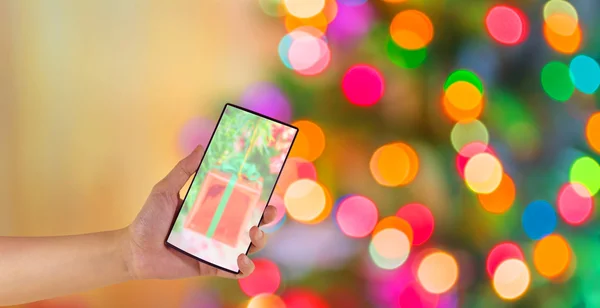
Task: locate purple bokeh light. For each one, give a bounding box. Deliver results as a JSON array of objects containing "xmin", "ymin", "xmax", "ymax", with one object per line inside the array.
[
  {"xmin": 240, "ymin": 82, "xmax": 292, "ymax": 123},
  {"xmin": 327, "ymin": 2, "xmax": 374, "ymax": 45}
]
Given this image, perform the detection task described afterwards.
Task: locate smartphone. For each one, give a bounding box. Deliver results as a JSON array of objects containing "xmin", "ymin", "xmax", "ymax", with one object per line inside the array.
[{"xmin": 165, "ymin": 103, "xmax": 298, "ymax": 274}]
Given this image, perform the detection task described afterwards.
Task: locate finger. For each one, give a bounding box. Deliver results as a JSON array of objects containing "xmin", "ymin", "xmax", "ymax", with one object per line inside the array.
[
  {"xmin": 247, "ymin": 226, "xmax": 266, "ymax": 255},
  {"xmin": 236, "ymin": 254, "xmax": 255, "ymax": 278},
  {"xmin": 260, "ymin": 205, "xmax": 277, "ymax": 226},
  {"xmin": 156, "ymin": 145, "xmax": 204, "ymax": 193}
]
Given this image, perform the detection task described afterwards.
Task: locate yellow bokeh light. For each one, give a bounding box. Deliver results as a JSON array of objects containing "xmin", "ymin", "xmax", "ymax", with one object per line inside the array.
[
  {"xmin": 370, "ymin": 142, "xmax": 419, "ymax": 187},
  {"xmin": 442, "ymin": 93, "xmax": 484, "ymax": 122},
  {"xmin": 247, "ymin": 294, "xmax": 286, "ymax": 308},
  {"xmin": 305, "ymin": 183, "xmax": 333, "ymax": 224},
  {"xmin": 450, "ymin": 120, "xmax": 489, "ymax": 153},
  {"xmin": 284, "ymin": 179, "xmax": 326, "ymax": 223},
  {"xmin": 417, "ymin": 251, "xmax": 459, "ymax": 294},
  {"xmin": 283, "ymin": 0, "xmax": 325, "ymax": 19},
  {"xmin": 533, "ymin": 234, "xmax": 571, "ymax": 279},
  {"xmin": 372, "ymin": 216, "xmax": 414, "ymax": 244},
  {"xmin": 285, "ymin": 12, "xmax": 329, "ymax": 34},
  {"xmin": 289, "ymin": 120, "xmax": 326, "ymax": 162},
  {"xmin": 492, "ymin": 259, "xmax": 530, "ymax": 301},
  {"xmin": 545, "ymin": 13, "xmax": 578, "ymax": 37},
  {"xmin": 371, "ymin": 227, "xmax": 411, "ymax": 261},
  {"xmin": 445, "ymin": 81, "xmax": 483, "ymax": 111},
  {"xmin": 464, "ymin": 153, "xmax": 504, "ymax": 194}
]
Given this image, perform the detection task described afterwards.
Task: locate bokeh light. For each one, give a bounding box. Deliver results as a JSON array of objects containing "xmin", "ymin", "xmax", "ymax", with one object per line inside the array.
[
  {"xmin": 275, "ymin": 157, "xmax": 317, "ymax": 197},
  {"xmin": 486, "ymin": 242, "xmax": 524, "ymax": 278},
  {"xmin": 239, "ymin": 259, "xmax": 281, "ymax": 296},
  {"xmin": 543, "ymin": 0, "xmax": 579, "ymax": 36},
  {"xmin": 444, "ymin": 69, "xmax": 484, "ymax": 94},
  {"xmin": 456, "ymin": 142, "xmax": 495, "ymax": 178},
  {"xmin": 386, "ymin": 37, "xmax": 427, "ymax": 69},
  {"xmin": 284, "ymin": 179, "xmax": 327, "ymax": 223},
  {"xmin": 390, "ymin": 10, "xmax": 434, "ymax": 50},
  {"xmin": 492, "ymin": 259, "xmax": 530, "ymax": 300},
  {"xmin": 306, "ymin": 183, "xmax": 333, "ymax": 224},
  {"xmin": 533, "ymin": 234, "xmax": 572, "ymax": 279},
  {"xmin": 396, "ymin": 203, "xmax": 434, "ymax": 246},
  {"xmin": 417, "ymin": 251, "xmax": 459, "ymax": 294},
  {"xmin": 557, "ymin": 183, "xmax": 594, "ymax": 226},
  {"xmin": 289, "ymin": 120, "xmax": 326, "ymax": 162},
  {"xmin": 342, "ymin": 64, "xmax": 385, "ymax": 106},
  {"xmin": 464, "ymin": 152, "xmax": 503, "ymax": 194},
  {"xmin": 179, "ymin": 118, "xmax": 216, "ymax": 155},
  {"xmin": 485, "ymin": 5, "xmax": 528, "ymax": 45},
  {"xmin": 369, "ymin": 228, "xmax": 411, "ymax": 270},
  {"xmin": 240, "ymin": 82, "xmax": 292, "ymax": 122},
  {"xmin": 445, "ymin": 81, "xmax": 483, "ymax": 111},
  {"xmin": 247, "ymin": 294, "xmax": 286, "ymax": 308},
  {"xmin": 327, "ymin": 1, "xmax": 373, "ymax": 43},
  {"xmin": 450, "ymin": 120, "xmax": 489, "ymax": 153},
  {"xmin": 569, "ymin": 55, "xmax": 600, "ymax": 94},
  {"xmin": 398, "ymin": 282, "xmax": 439, "ymax": 308},
  {"xmin": 477, "ymin": 173, "xmax": 516, "ymax": 214},
  {"xmin": 541, "ymin": 61, "xmax": 574, "ymax": 102},
  {"xmin": 372, "ymin": 216, "xmax": 414, "ymax": 244},
  {"xmin": 586, "ymin": 112, "xmax": 600, "ymax": 153},
  {"xmin": 569, "ymin": 156, "xmax": 600, "ymax": 196},
  {"xmin": 522, "ymin": 200, "xmax": 557, "ymax": 240},
  {"xmin": 543, "ymin": 23, "xmax": 581, "ymax": 55},
  {"xmin": 370, "ymin": 142, "xmax": 419, "ymax": 187},
  {"xmin": 288, "ymin": 30, "xmax": 331, "ymax": 76},
  {"xmin": 282, "ymin": 289, "xmax": 329, "ymax": 308},
  {"xmin": 336, "ymin": 195, "xmax": 379, "ymax": 238},
  {"xmin": 283, "ymin": 0, "xmax": 325, "ymax": 19},
  {"xmin": 442, "ymin": 94, "xmax": 484, "ymax": 122}
]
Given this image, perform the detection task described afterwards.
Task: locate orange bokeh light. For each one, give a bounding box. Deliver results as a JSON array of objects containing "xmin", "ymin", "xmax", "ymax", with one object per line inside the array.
[
  {"xmin": 477, "ymin": 173, "xmax": 516, "ymax": 214},
  {"xmin": 442, "ymin": 94, "xmax": 484, "ymax": 122},
  {"xmin": 289, "ymin": 120, "xmax": 326, "ymax": 162},
  {"xmin": 370, "ymin": 142, "xmax": 419, "ymax": 186},
  {"xmin": 543, "ymin": 23, "xmax": 581, "ymax": 54},
  {"xmin": 372, "ymin": 216, "xmax": 414, "ymax": 245},
  {"xmin": 533, "ymin": 234, "xmax": 572, "ymax": 279},
  {"xmin": 390, "ymin": 10, "xmax": 434, "ymax": 50},
  {"xmin": 586, "ymin": 112, "xmax": 600, "ymax": 153},
  {"xmin": 285, "ymin": 12, "xmax": 329, "ymax": 34}
]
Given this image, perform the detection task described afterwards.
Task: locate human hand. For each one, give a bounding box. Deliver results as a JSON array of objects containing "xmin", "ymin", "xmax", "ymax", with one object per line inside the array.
[{"xmin": 122, "ymin": 145, "xmax": 277, "ymax": 280}]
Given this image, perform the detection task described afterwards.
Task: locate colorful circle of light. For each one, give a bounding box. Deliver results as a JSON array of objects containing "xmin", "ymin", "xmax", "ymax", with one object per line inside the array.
[
  {"xmin": 306, "ymin": 183, "xmax": 333, "ymax": 224},
  {"xmin": 533, "ymin": 234, "xmax": 572, "ymax": 279},
  {"xmin": 369, "ymin": 228, "xmax": 411, "ymax": 270},
  {"xmin": 282, "ymin": 289, "xmax": 329, "ymax": 308},
  {"xmin": 398, "ymin": 282, "xmax": 440, "ymax": 308},
  {"xmin": 288, "ymin": 31, "xmax": 331, "ymax": 76},
  {"xmin": 239, "ymin": 259, "xmax": 281, "ymax": 296},
  {"xmin": 417, "ymin": 251, "xmax": 459, "ymax": 294},
  {"xmin": 372, "ymin": 216, "xmax": 414, "ymax": 244},
  {"xmin": 370, "ymin": 142, "xmax": 419, "ymax": 187},
  {"xmin": 586, "ymin": 112, "xmax": 600, "ymax": 153},
  {"xmin": 335, "ymin": 195, "xmax": 379, "ymax": 238},
  {"xmin": 492, "ymin": 259, "xmax": 530, "ymax": 300},
  {"xmin": 569, "ymin": 156, "xmax": 600, "ymax": 196},
  {"xmin": 386, "ymin": 37, "xmax": 427, "ymax": 69},
  {"xmin": 283, "ymin": 0, "xmax": 325, "ymax": 19},
  {"xmin": 557, "ymin": 183, "xmax": 594, "ymax": 226},
  {"xmin": 247, "ymin": 294, "xmax": 286, "ymax": 308},
  {"xmin": 569, "ymin": 55, "xmax": 600, "ymax": 94},
  {"xmin": 543, "ymin": 23, "xmax": 581, "ymax": 55},
  {"xmin": 240, "ymin": 82, "xmax": 292, "ymax": 122},
  {"xmin": 485, "ymin": 5, "xmax": 528, "ymax": 45},
  {"xmin": 289, "ymin": 120, "xmax": 326, "ymax": 162},
  {"xmin": 541, "ymin": 61, "xmax": 575, "ymax": 102},
  {"xmin": 390, "ymin": 10, "xmax": 434, "ymax": 50},
  {"xmin": 477, "ymin": 173, "xmax": 516, "ymax": 214},
  {"xmin": 486, "ymin": 242, "xmax": 525, "ymax": 278},
  {"xmin": 464, "ymin": 153, "xmax": 504, "ymax": 194},
  {"xmin": 284, "ymin": 179, "xmax": 327, "ymax": 223},
  {"xmin": 342, "ymin": 65, "xmax": 385, "ymax": 106},
  {"xmin": 522, "ymin": 200, "xmax": 557, "ymax": 240},
  {"xmin": 456, "ymin": 142, "xmax": 495, "ymax": 178},
  {"xmin": 543, "ymin": 0, "xmax": 579, "ymax": 36},
  {"xmin": 285, "ymin": 13, "xmax": 329, "ymax": 36},
  {"xmin": 450, "ymin": 120, "xmax": 489, "ymax": 153},
  {"xmin": 396, "ymin": 203, "xmax": 435, "ymax": 246},
  {"xmin": 444, "ymin": 70, "xmax": 484, "ymax": 94},
  {"xmin": 275, "ymin": 157, "xmax": 317, "ymax": 196}
]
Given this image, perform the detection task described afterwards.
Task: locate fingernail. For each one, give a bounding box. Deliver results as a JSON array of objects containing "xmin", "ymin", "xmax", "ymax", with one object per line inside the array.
[
  {"xmin": 243, "ymin": 255, "xmax": 251, "ymax": 265},
  {"xmin": 257, "ymin": 229, "xmax": 264, "ymax": 239}
]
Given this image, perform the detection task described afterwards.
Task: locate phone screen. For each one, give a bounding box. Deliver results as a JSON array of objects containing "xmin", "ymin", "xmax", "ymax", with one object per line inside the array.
[{"xmin": 166, "ymin": 103, "xmax": 298, "ymax": 273}]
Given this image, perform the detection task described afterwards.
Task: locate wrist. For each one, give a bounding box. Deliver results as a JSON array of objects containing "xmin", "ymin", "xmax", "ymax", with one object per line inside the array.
[{"xmin": 114, "ymin": 228, "xmax": 137, "ymax": 281}]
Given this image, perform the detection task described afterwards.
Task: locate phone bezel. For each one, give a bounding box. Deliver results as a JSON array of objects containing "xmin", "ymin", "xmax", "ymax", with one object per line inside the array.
[{"xmin": 164, "ymin": 103, "xmax": 299, "ymax": 275}]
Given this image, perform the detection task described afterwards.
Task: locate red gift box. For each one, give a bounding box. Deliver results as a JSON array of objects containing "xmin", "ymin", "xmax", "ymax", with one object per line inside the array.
[{"xmin": 184, "ymin": 169, "xmax": 263, "ymax": 247}]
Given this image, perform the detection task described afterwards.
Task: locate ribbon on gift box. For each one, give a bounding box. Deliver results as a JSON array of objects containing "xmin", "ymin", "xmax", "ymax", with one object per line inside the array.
[{"xmin": 205, "ymin": 118, "xmax": 262, "ymax": 239}]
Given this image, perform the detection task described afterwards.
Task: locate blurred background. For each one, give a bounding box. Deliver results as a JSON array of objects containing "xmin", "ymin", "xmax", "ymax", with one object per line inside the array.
[{"xmin": 2, "ymin": 0, "xmax": 600, "ymax": 307}]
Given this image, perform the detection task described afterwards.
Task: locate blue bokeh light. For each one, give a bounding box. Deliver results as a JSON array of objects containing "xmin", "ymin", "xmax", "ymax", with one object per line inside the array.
[{"xmin": 522, "ymin": 200, "xmax": 557, "ymax": 240}]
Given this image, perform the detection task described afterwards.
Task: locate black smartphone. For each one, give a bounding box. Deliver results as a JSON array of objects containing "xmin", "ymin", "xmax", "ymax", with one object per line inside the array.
[{"xmin": 165, "ymin": 103, "xmax": 298, "ymax": 274}]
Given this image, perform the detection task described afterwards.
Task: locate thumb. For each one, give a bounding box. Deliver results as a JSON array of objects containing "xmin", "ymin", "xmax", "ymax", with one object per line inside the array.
[{"xmin": 155, "ymin": 145, "xmax": 204, "ymax": 194}]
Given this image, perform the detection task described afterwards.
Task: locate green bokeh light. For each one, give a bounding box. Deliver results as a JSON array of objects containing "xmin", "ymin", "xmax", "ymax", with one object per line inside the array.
[
  {"xmin": 570, "ymin": 156, "xmax": 600, "ymax": 196},
  {"xmin": 386, "ymin": 37, "xmax": 427, "ymax": 69},
  {"xmin": 444, "ymin": 69, "xmax": 484, "ymax": 94},
  {"xmin": 541, "ymin": 61, "xmax": 574, "ymax": 102}
]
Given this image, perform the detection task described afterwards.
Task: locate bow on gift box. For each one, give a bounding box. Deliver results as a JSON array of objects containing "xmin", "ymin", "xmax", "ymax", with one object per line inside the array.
[{"xmin": 205, "ymin": 119, "xmax": 263, "ymax": 239}]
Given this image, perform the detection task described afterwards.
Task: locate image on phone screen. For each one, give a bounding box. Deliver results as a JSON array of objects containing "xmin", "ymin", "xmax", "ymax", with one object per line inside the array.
[{"xmin": 165, "ymin": 103, "xmax": 298, "ymax": 273}]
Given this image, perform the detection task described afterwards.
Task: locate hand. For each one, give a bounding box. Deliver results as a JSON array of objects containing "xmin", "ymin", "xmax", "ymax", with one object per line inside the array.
[{"xmin": 122, "ymin": 145, "xmax": 277, "ymax": 280}]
